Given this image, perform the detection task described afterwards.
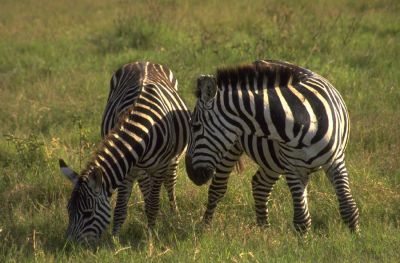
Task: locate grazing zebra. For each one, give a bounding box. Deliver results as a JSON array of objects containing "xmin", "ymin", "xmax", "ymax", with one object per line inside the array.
[
  {"xmin": 59, "ymin": 61, "xmax": 191, "ymax": 243},
  {"xmin": 185, "ymin": 60, "xmax": 360, "ymax": 233},
  {"xmin": 100, "ymin": 62, "xmax": 180, "ymax": 235}
]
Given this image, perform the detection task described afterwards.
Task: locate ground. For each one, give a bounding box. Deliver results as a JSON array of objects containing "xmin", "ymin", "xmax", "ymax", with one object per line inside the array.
[{"xmin": 0, "ymin": 0, "xmax": 399, "ymax": 262}]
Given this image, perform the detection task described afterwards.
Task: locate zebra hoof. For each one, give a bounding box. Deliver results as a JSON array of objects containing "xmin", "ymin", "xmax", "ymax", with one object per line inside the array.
[
  {"xmin": 350, "ymin": 224, "xmax": 361, "ymax": 235},
  {"xmin": 256, "ymin": 219, "xmax": 271, "ymax": 229},
  {"xmin": 293, "ymin": 223, "xmax": 311, "ymax": 234},
  {"xmin": 170, "ymin": 206, "xmax": 180, "ymax": 216},
  {"xmin": 111, "ymin": 226, "xmax": 121, "ymax": 236},
  {"xmin": 201, "ymin": 213, "xmax": 214, "ymax": 226}
]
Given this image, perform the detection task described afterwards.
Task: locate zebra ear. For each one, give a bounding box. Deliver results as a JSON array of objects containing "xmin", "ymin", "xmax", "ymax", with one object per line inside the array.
[
  {"xmin": 88, "ymin": 167, "xmax": 103, "ymax": 194},
  {"xmin": 59, "ymin": 159, "xmax": 79, "ymax": 184},
  {"xmin": 197, "ymin": 75, "xmax": 217, "ymax": 103}
]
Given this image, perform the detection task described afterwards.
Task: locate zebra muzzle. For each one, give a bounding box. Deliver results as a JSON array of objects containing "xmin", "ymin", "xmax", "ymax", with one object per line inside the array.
[{"xmin": 185, "ymin": 155, "xmax": 214, "ymax": 186}]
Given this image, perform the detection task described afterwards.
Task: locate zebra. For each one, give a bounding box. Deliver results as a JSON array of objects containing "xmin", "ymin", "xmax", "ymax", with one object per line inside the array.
[
  {"xmin": 185, "ymin": 60, "xmax": 360, "ymax": 233},
  {"xmin": 100, "ymin": 62, "xmax": 180, "ymax": 235},
  {"xmin": 59, "ymin": 61, "xmax": 191, "ymax": 243}
]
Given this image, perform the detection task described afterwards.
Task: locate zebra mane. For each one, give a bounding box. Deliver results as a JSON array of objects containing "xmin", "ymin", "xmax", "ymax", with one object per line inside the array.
[
  {"xmin": 85, "ymin": 107, "xmax": 134, "ymax": 180},
  {"xmin": 194, "ymin": 86, "xmax": 201, "ymax": 99},
  {"xmin": 215, "ymin": 60, "xmax": 313, "ymax": 90}
]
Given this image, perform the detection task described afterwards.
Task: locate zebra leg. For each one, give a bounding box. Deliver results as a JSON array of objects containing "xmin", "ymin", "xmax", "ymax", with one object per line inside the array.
[
  {"xmin": 252, "ymin": 169, "xmax": 280, "ymax": 227},
  {"xmin": 137, "ymin": 171, "xmax": 151, "ymax": 203},
  {"xmin": 112, "ymin": 176, "xmax": 134, "ymax": 235},
  {"xmin": 163, "ymin": 159, "xmax": 179, "ymax": 213},
  {"xmin": 203, "ymin": 143, "xmax": 243, "ymax": 224},
  {"xmin": 144, "ymin": 175, "xmax": 163, "ymax": 228},
  {"xmin": 286, "ymin": 173, "xmax": 312, "ymax": 233},
  {"xmin": 202, "ymin": 170, "xmax": 230, "ymax": 224},
  {"xmin": 325, "ymin": 160, "xmax": 360, "ymax": 232}
]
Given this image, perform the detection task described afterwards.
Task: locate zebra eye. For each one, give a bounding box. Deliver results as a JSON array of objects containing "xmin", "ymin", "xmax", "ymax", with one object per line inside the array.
[{"xmin": 82, "ymin": 209, "xmax": 93, "ymax": 218}]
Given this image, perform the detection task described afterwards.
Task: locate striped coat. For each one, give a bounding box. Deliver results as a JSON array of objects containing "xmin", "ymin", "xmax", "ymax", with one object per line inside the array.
[
  {"xmin": 186, "ymin": 60, "xmax": 359, "ymax": 233},
  {"xmin": 60, "ymin": 62, "xmax": 190, "ymax": 243}
]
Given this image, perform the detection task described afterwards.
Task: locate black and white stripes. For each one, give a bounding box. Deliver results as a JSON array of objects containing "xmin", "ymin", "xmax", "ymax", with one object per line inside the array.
[
  {"xmin": 59, "ymin": 59, "xmax": 360, "ymax": 243},
  {"xmin": 100, "ymin": 62, "xmax": 181, "ymax": 235},
  {"xmin": 186, "ymin": 60, "xmax": 359, "ymax": 233},
  {"xmin": 60, "ymin": 62, "xmax": 190, "ymax": 243}
]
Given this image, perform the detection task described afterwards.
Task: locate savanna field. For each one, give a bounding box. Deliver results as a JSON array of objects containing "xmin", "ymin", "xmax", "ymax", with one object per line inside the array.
[{"xmin": 0, "ymin": 0, "xmax": 399, "ymax": 262}]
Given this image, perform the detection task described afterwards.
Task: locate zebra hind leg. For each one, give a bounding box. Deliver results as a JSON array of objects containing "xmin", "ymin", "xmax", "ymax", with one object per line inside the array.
[
  {"xmin": 325, "ymin": 159, "xmax": 360, "ymax": 233},
  {"xmin": 137, "ymin": 171, "xmax": 151, "ymax": 204},
  {"xmin": 144, "ymin": 175, "xmax": 163, "ymax": 229},
  {"xmin": 286, "ymin": 172, "xmax": 312, "ymax": 233},
  {"xmin": 252, "ymin": 169, "xmax": 280, "ymax": 227},
  {"xmin": 112, "ymin": 176, "xmax": 134, "ymax": 235},
  {"xmin": 163, "ymin": 160, "xmax": 179, "ymax": 213}
]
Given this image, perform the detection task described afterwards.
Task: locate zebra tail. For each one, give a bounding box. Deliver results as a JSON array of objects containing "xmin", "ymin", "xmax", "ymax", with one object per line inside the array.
[{"xmin": 234, "ymin": 157, "xmax": 245, "ymax": 174}]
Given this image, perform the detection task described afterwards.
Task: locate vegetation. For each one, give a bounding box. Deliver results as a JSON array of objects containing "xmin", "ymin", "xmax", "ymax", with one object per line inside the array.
[{"xmin": 0, "ymin": 0, "xmax": 399, "ymax": 261}]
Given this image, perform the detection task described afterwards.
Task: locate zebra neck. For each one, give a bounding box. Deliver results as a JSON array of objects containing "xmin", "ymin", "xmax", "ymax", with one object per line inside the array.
[
  {"xmin": 214, "ymin": 89, "xmax": 254, "ymax": 136},
  {"xmin": 93, "ymin": 113, "xmax": 154, "ymax": 196}
]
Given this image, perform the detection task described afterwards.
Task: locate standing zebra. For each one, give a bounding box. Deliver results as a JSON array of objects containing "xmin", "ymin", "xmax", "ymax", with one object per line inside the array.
[
  {"xmin": 186, "ymin": 60, "xmax": 360, "ymax": 233},
  {"xmin": 59, "ymin": 62, "xmax": 191, "ymax": 243}
]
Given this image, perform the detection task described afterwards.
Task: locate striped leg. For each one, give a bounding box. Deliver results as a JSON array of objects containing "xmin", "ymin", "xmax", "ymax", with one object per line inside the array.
[
  {"xmin": 112, "ymin": 176, "xmax": 134, "ymax": 235},
  {"xmin": 144, "ymin": 175, "xmax": 163, "ymax": 228},
  {"xmin": 325, "ymin": 160, "xmax": 360, "ymax": 232},
  {"xmin": 202, "ymin": 170, "xmax": 231, "ymax": 224},
  {"xmin": 252, "ymin": 169, "xmax": 280, "ymax": 227},
  {"xmin": 203, "ymin": 143, "xmax": 243, "ymax": 224},
  {"xmin": 163, "ymin": 159, "xmax": 179, "ymax": 213},
  {"xmin": 286, "ymin": 173, "xmax": 312, "ymax": 233},
  {"xmin": 137, "ymin": 171, "xmax": 151, "ymax": 202},
  {"xmin": 112, "ymin": 170, "xmax": 150, "ymax": 235}
]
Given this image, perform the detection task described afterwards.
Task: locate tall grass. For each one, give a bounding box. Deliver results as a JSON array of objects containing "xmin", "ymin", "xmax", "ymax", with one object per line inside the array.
[{"xmin": 0, "ymin": 0, "xmax": 399, "ymax": 262}]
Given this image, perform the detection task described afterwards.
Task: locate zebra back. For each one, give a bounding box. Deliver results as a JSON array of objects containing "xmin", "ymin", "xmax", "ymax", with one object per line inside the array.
[{"xmin": 101, "ymin": 62, "xmax": 178, "ymax": 138}]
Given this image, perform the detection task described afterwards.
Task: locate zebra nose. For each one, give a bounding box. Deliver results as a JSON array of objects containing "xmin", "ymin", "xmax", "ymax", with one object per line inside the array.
[
  {"xmin": 185, "ymin": 155, "xmax": 214, "ymax": 186},
  {"xmin": 185, "ymin": 155, "xmax": 196, "ymax": 183}
]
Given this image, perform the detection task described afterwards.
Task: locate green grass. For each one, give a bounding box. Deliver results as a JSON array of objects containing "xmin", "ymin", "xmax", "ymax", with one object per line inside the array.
[{"xmin": 1, "ymin": 0, "xmax": 399, "ymax": 262}]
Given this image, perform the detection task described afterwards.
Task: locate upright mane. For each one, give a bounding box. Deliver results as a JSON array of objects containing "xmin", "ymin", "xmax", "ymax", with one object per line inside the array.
[{"xmin": 216, "ymin": 60, "xmax": 314, "ymax": 89}]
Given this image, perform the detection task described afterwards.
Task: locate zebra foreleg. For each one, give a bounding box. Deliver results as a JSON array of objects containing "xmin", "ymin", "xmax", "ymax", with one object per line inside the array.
[
  {"xmin": 112, "ymin": 176, "xmax": 134, "ymax": 235},
  {"xmin": 252, "ymin": 169, "xmax": 280, "ymax": 227},
  {"xmin": 286, "ymin": 173, "xmax": 312, "ymax": 233},
  {"xmin": 202, "ymin": 171, "xmax": 230, "ymax": 224},
  {"xmin": 202, "ymin": 144, "xmax": 243, "ymax": 224},
  {"xmin": 325, "ymin": 160, "xmax": 360, "ymax": 232}
]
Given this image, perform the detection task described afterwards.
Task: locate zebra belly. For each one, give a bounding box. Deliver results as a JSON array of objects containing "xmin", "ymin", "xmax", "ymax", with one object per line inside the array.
[
  {"xmin": 135, "ymin": 154, "xmax": 179, "ymax": 172},
  {"xmin": 242, "ymin": 135, "xmax": 326, "ymax": 176}
]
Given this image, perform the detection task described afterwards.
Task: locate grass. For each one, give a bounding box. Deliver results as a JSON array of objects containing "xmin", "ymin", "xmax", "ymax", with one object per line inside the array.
[{"xmin": 0, "ymin": 0, "xmax": 399, "ymax": 262}]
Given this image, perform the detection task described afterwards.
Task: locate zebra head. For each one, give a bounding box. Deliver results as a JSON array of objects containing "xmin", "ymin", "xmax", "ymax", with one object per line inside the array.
[
  {"xmin": 186, "ymin": 75, "xmax": 240, "ymax": 186},
  {"xmin": 59, "ymin": 159, "xmax": 111, "ymax": 244}
]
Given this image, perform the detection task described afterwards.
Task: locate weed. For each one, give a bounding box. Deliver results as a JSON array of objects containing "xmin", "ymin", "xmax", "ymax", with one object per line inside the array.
[{"xmin": 4, "ymin": 134, "xmax": 46, "ymax": 169}]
